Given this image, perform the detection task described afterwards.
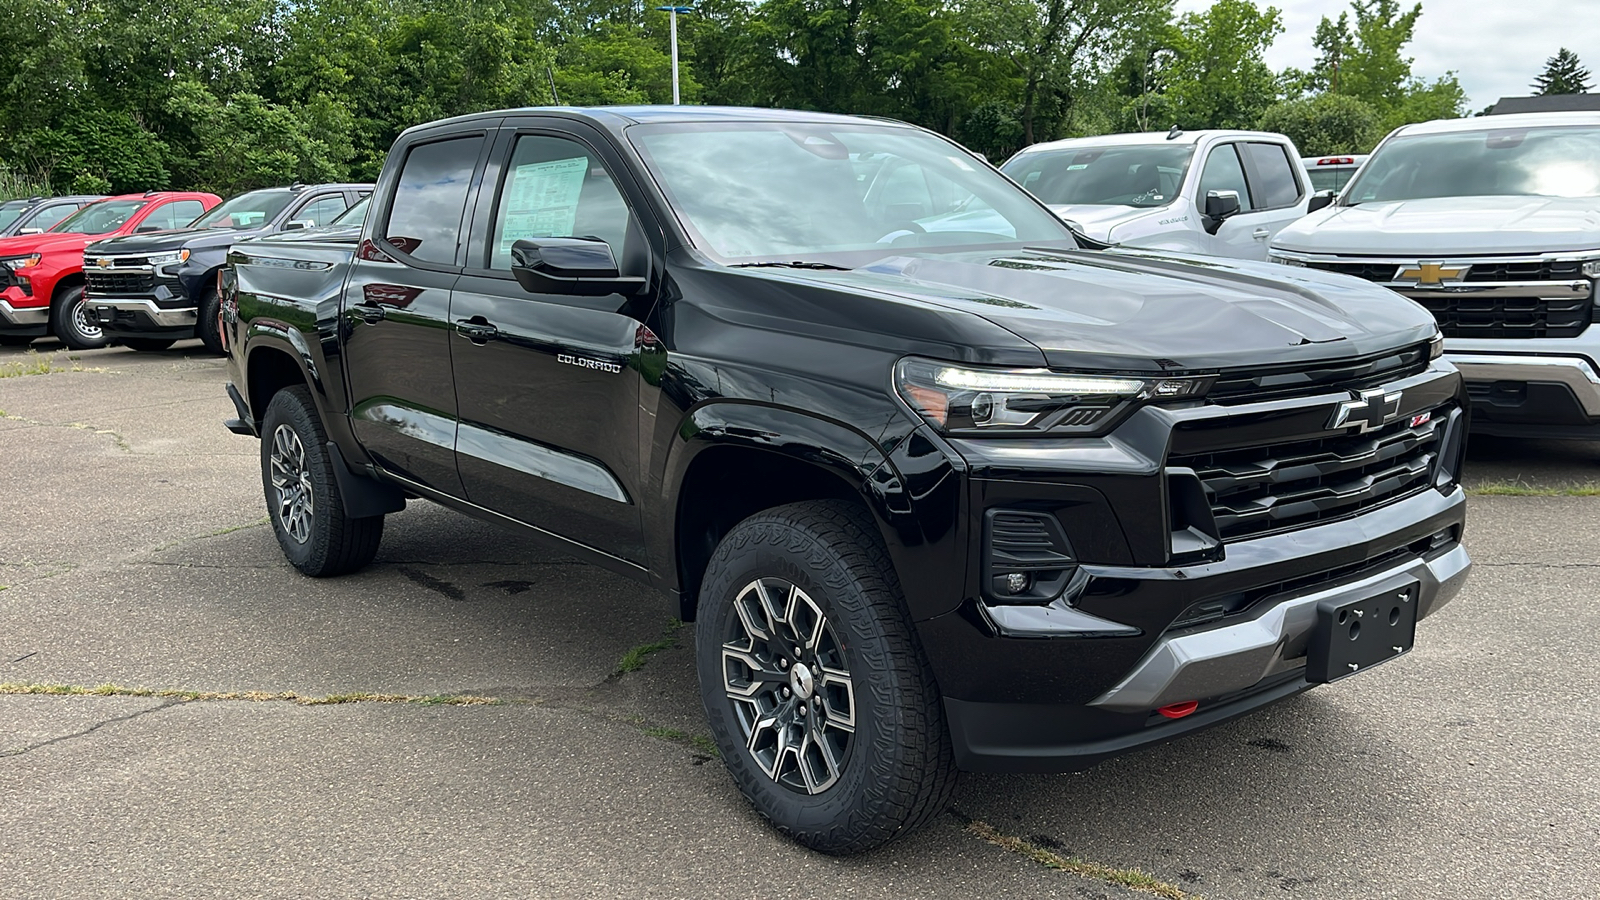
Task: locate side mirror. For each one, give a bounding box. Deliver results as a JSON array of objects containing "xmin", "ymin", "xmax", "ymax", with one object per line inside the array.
[
  {"xmin": 17, "ymin": 227, "xmax": 42, "ymax": 235},
  {"xmin": 510, "ymin": 237, "xmax": 645, "ymax": 297},
  {"xmin": 1307, "ymin": 190, "xmax": 1335, "ymax": 213},
  {"xmin": 136, "ymin": 224, "xmax": 162, "ymax": 233},
  {"xmin": 1204, "ymin": 190, "xmax": 1241, "ymax": 221},
  {"xmin": 283, "ymin": 219, "xmax": 315, "ymax": 231}
]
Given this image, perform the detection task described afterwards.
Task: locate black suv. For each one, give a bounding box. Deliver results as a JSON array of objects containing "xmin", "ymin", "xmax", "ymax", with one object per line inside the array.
[
  {"xmin": 84, "ymin": 183, "xmax": 370, "ymax": 353},
  {"xmin": 0, "ymin": 195, "xmax": 105, "ymax": 237},
  {"xmin": 220, "ymin": 107, "xmax": 1472, "ymax": 853}
]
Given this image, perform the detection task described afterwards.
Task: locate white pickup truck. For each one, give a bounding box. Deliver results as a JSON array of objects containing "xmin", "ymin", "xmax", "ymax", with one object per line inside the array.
[
  {"xmin": 1001, "ymin": 129, "xmax": 1327, "ymax": 260},
  {"xmin": 1271, "ymin": 112, "xmax": 1600, "ymax": 440}
]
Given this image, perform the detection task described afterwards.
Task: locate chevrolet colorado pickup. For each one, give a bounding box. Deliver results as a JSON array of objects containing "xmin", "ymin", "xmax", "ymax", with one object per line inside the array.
[
  {"xmin": 1272, "ymin": 112, "xmax": 1600, "ymax": 439},
  {"xmin": 1001, "ymin": 130, "xmax": 1329, "ymax": 260},
  {"xmin": 0, "ymin": 192, "xmax": 220, "ymax": 349},
  {"xmin": 221, "ymin": 106, "xmax": 1472, "ymax": 853},
  {"xmin": 85, "ymin": 183, "xmax": 370, "ymax": 354}
]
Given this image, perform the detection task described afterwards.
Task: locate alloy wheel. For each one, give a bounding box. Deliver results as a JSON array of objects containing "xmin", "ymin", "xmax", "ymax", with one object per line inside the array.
[
  {"xmin": 269, "ymin": 424, "xmax": 314, "ymax": 544},
  {"xmin": 722, "ymin": 577, "xmax": 856, "ymax": 794}
]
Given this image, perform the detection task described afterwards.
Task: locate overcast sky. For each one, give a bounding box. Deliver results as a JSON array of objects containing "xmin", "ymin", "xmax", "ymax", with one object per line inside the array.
[{"xmin": 1173, "ymin": 0, "xmax": 1600, "ymax": 111}]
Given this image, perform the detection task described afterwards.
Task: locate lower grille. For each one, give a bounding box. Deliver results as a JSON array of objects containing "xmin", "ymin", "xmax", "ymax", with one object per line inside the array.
[
  {"xmin": 1170, "ymin": 407, "xmax": 1447, "ymax": 542},
  {"xmin": 86, "ymin": 270, "xmax": 155, "ymax": 296}
]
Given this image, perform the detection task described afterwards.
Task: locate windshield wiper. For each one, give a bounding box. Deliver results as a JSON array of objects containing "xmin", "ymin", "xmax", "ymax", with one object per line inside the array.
[{"xmin": 730, "ymin": 260, "xmax": 853, "ymax": 271}]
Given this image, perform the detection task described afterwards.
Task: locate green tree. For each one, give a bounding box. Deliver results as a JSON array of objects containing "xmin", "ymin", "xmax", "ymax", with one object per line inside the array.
[
  {"xmin": 1258, "ymin": 92, "xmax": 1383, "ymax": 155},
  {"xmin": 1532, "ymin": 49, "xmax": 1593, "ymax": 95},
  {"xmin": 1160, "ymin": 0, "xmax": 1283, "ymax": 129}
]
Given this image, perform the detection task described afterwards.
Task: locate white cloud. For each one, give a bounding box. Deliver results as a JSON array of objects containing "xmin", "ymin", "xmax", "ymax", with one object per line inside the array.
[{"xmin": 1173, "ymin": 0, "xmax": 1600, "ymax": 111}]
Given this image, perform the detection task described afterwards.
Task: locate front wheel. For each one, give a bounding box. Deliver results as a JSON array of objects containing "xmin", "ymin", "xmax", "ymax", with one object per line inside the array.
[
  {"xmin": 195, "ymin": 285, "xmax": 224, "ymax": 356},
  {"xmin": 260, "ymin": 385, "xmax": 384, "ymax": 576},
  {"xmin": 49, "ymin": 285, "xmax": 107, "ymax": 350},
  {"xmin": 696, "ymin": 500, "xmax": 957, "ymax": 854}
]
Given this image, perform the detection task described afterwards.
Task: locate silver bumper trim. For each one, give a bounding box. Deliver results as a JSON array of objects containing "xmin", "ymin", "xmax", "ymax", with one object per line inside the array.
[
  {"xmin": 88, "ymin": 299, "xmax": 196, "ymax": 329},
  {"xmin": 1448, "ymin": 353, "xmax": 1600, "ymax": 416},
  {"xmin": 1089, "ymin": 544, "xmax": 1472, "ymax": 712},
  {"xmin": 0, "ymin": 298, "xmax": 48, "ymax": 327},
  {"xmin": 1393, "ymin": 282, "xmax": 1591, "ymax": 300}
]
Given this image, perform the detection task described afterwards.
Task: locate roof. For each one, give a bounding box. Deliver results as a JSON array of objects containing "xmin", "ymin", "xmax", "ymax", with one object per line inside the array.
[
  {"xmin": 1393, "ymin": 111, "xmax": 1600, "ymax": 136},
  {"xmin": 403, "ymin": 105, "xmax": 919, "ymax": 139},
  {"xmin": 1014, "ymin": 129, "xmax": 1291, "ymax": 153},
  {"xmin": 1490, "ymin": 94, "xmax": 1600, "ymax": 115}
]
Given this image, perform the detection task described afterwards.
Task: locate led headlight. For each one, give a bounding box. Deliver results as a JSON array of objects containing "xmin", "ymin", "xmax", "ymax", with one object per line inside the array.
[
  {"xmin": 1269, "ymin": 254, "xmax": 1305, "ymax": 267},
  {"xmin": 1428, "ymin": 333, "xmax": 1444, "ymax": 360},
  {"xmin": 895, "ymin": 357, "xmax": 1209, "ymax": 435},
  {"xmin": 1583, "ymin": 260, "xmax": 1600, "ymax": 278},
  {"xmin": 148, "ymin": 249, "xmax": 189, "ymax": 267},
  {"xmin": 0, "ymin": 253, "xmax": 42, "ymax": 270}
]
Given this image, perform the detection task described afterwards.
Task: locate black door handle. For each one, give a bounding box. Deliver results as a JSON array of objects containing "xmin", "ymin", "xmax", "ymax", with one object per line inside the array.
[
  {"xmin": 353, "ymin": 303, "xmax": 385, "ymax": 323},
  {"xmin": 455, "ymin": 318, "xmax": 499, "ymax": 342}
]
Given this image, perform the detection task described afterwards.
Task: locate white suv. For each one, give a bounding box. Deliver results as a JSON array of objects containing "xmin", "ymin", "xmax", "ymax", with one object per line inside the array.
[
  {"xmin": 1003, "ymin": 129, "xmax": 1321, "ymax": 260},
  {"xmin": 1272, "ymin": 112, "xmax": 1600, "ymax": 440}
]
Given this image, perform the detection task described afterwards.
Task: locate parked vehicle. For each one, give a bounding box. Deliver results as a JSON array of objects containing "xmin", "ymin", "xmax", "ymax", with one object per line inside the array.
[
  {"xmin": 1272, "ymin": 112, "xmax": 1600, "ymax": 439},
  {"xmin": 1302, "ymin": 155, "xmax": 1369, "ymax": 193},
  {"xmin": 0, "ymin": 195, "xmax": 105, "ymax": 238},
  {"xmin": 221, "ymin": 106, "xmax": 1470, "ymax": 853},
  {"xmin": 1001, "ymin": 129, "xmax": 1326, "ymax": 259},
  {"xmin": 84, "ymin": 183, "xmax": 370, "ymax": 354},
  {"xmin": 0, "ymin": 192, "xmax": 221, "ymax": 348}
]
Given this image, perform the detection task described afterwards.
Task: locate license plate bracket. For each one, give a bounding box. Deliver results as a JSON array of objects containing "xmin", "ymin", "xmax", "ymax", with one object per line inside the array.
[{"xmin": 1306, "ymin": 583, "xmax": 1418, "ymax": 683}]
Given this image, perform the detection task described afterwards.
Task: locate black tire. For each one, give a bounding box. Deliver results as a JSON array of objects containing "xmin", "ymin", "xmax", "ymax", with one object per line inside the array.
[
  {"xmin": 122, "ymin": 338, "xmax": 175, "ymax": 352},
  {"xmin": 260, "ymin": 385, "xmax": 384, "ymax": 577},
  {"xmin": 195, "ymin": 284, "xmax": 224, "ymax": 356},
  {"xmin": 49, "ymin": 285, "xmax": 107, "ymax": 350},
  {"xmin": 696, "ymin": 500, "xmax": 957, "ymax": 854},
  {"xmin": 0, "ymin": 335, "xmax": 34, "ymax": 347}
]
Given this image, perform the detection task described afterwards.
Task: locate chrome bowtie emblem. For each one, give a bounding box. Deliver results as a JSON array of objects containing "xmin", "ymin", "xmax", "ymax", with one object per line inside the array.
[{"xmin": 1331, "ymin": 388, "xmax": 1402, "ymax": 433}]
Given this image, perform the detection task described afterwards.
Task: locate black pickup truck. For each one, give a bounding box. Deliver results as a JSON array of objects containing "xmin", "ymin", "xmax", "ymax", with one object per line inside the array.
[
  {"xmin": 220, "ymin": 106, "xmax": 1472, "ymax": 853},
  {"xmin": 84, "ymin": 183, "xmax": 369, "ymax": 353}
]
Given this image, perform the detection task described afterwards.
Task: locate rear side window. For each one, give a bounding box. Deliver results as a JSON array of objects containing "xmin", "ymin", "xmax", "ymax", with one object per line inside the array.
[
  {"xmin": 386, "ymin": 136, "xmax": 485, "ymax": 264},
  {"xmin": 1198, "ymin": 144, "xmax": 1254, "ymax": 211},
  {"xmin": 1244, "ymin": 143, "xmax": 1302, "ymax": 208}
]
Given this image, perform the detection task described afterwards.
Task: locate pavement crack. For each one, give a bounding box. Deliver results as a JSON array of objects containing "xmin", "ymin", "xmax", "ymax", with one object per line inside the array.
[
  {"xmin": 0, "ymin": 412, "xmax": 131, "ymax": 452},
  {"xmin": 961, "ymin": 817, "xmax": 1194, "ymax": 899},
  {"xmin": 1, "ymin": 698, "xmax": 179, "ymax": 759}
]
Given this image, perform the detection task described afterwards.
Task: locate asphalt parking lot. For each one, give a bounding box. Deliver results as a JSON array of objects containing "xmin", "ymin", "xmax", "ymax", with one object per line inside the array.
[{"xmin": 2, "ymin": 341, "xmax": 1597, "ymax": 900}]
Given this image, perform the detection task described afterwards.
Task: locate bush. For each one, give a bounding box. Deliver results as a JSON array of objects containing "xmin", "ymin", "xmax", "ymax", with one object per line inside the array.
[{"xmin": 1258, "ymin": 93, "xmax": 1383, "ymax": 157}]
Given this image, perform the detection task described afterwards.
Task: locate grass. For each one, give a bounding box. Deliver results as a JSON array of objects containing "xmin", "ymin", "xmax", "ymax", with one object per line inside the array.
[
  {"xmin": 0, "ymin": 682, "xmax": 501, "ymax": 706},
  {"xmin": 615, "ymin": 618, "xmax": 685, "ymax": 675},
  {"xmin": 642, "ymin": 725, "xmax": 720, "ymax": 757},
  {"xmin": 965, "ymin": 820, "xmax": 1195, "ymax": 900},
  {"xmin": 1467, "ymin": 481, "xmax": 1600, "ymax": 497},
  {"xmin": 0, "ymin": 350, "xmax": 100, "ymax": 378}
]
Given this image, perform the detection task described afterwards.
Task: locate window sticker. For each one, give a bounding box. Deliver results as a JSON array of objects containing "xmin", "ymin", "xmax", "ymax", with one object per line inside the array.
[{"xmin": 499, "ymin": 155, "xmax": 589, "ymax": 255}]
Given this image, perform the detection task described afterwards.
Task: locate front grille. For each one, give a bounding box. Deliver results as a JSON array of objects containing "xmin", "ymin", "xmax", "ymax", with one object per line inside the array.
[
  {"xmin": 1307, "ymin": 261, "xmax": 1393, "ymax": 281},
  {"xmin": 86, "ymin": 270, "xmax": 156, "ymax": 296},
  {"xmin": 1209, "ymin": 344, "xmax": 1431, "ymax": 404},
  {"xmin": 1170, "ymin": 407, "xmax": 1447, "ymax": 542},
  {"xmin": 1462, "ymin": 260, "xmax": 1584, "ymax": 282},
  {"xmin": 1407, "ymin": 292, "xmax": 1591, "ymax": 339}
]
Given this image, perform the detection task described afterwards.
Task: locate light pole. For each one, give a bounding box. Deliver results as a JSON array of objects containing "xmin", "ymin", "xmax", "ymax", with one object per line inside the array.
[{"xmin": 655, "ymin": 5, "xmax": 693, "ymax": 105}]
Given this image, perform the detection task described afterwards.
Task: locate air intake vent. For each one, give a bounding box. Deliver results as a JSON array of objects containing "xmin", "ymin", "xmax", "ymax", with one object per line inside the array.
[{"xmin": 984, "ymin": 510, "xmax": 1077, "ymax": 604}]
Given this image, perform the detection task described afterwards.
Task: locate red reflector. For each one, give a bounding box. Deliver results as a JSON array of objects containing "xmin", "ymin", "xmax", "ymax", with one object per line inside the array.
[
  {"xmin": 1157, "ymin": 700, "xmax": 1199, "ymax": 719},
  {"xmin": 1410, "ymin": 412, "xmax": 1431, "ymax": 428}
]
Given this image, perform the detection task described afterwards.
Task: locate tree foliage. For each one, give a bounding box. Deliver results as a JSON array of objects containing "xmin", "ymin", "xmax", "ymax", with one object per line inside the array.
[
  {"xmin": 1532, "ymin": 49, "xmax": 1593, "ymax": 96},
  {"xmin": 1258, "ymin": 93, "xmax": 1382, "ymax": 156}
]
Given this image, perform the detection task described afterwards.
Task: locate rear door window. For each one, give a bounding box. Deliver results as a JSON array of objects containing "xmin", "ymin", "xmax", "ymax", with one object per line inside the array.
[
  {"xmin": 1243, "ymin": 143, "xmax": 1303, "ymax": 209},
  {"xmin": 386, "ymin": 136, "xmax": 486, "ymax": 264}
]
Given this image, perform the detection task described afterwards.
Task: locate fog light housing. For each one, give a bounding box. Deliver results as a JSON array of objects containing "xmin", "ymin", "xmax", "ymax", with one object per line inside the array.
[{"xmin": 1003, "ymin": 572, "xmax": 1031, "ymax": 594}]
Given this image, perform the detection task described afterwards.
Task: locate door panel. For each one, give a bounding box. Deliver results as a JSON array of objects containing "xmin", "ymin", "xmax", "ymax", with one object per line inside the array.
[{"xmin": 449, "ymin": 128, "xmax": 653, "ymax": 563}]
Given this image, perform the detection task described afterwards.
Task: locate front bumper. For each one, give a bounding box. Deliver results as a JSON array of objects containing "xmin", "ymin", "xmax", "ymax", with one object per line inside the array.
[
  {"xmin": 1448, "ymin": 352, "xmax": 1600, "ymax": 438},
  {"xmin": 87, "ymin": 299, "xmax": 198, "ymax": 337},
  {"xmin": 0, "ymin": 295, "xmax": 48, "ymax": 332}
]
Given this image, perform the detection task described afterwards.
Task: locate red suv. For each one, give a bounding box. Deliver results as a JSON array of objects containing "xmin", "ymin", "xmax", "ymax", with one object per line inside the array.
[{"xmin": 0, "ymin": 191, "xmax": 220, "ymax": 349}]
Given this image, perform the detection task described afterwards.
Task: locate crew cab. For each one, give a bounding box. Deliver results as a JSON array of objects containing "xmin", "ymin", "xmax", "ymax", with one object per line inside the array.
[
  {"xmin": 0, "ymin": 195, "xmax": 105, "ymax": 238},
  {"xmin": 0, "ymin": 191, "xmax": 221, "ymax": 349},
  {"xmin": 85, "ymin": 183, "xmax": 370, "ymax": 354},
  {"xmin": 221, "ymin": 107, "xmax": 1470, "ymax": 854},
  {"xmin": 1272, "ymin": 112, "xmax": 1600, "ymax": 439},
  {"xmin": 1002, "ymin": 129, "xmax": 1327, "ymax": 260}
]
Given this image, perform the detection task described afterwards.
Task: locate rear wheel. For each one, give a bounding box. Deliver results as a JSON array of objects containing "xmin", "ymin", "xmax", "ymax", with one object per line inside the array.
[
  {"xmin": 49, "ymin": 285, "xmax": 107, "ymax": 350},
  {"xmin": 122, "ymin": 338, "xmax": 175, "ymax": 352},
  {"xmin": 195, "ymin": 285, "xmax": 224, "ymax": 356},
  {"xmin": 696, "ymin": 500, "xmax": 957, "ymax": 854},
  {"xmin": 260, "ymin": 385, "xmax": 384, "ymax": 576}
]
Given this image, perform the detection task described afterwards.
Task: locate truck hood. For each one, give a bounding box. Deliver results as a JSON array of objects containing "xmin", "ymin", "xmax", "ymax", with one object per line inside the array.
[
  {"xmin": 0, "ymin": 231, "xmax": 98, "ymax": 258},
  {"xmin": 1273, "ymin": 196, "xmax": 1600, "ymax": 255},
  {"xmin": 1046, "ymin": 204, "xmax": 1158, "ymax": 239},
  {"xmin": 788, "ymin": 250, "xmax": 1436, "ymax": 371},
  {"xmin": 89, "ymin": 226, "xmax": 266, "ymax": 256}
]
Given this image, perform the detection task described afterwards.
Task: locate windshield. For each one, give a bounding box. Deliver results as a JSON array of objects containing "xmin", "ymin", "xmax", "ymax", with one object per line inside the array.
[
  {"xmin": 628, "ymin": 122, "xmax": 1071, "ymax": 263},
  {"xmin": 1343, "ymin": 125, "xmax": 1600, "ymax": 204},
  {"xmin": 52, "ymin": 199, "xmax": 147, "ymax": 235},
  {"xmin": 192, "ymin": 190, "xmax": 296, "ymax": 229},
  {"xmin": 1002, "ymin": 144, "xmax": 1194, "ymax": 208},
  {"xmin": 331, "ymin": 194, "xmax": 369, "ymax": 226},
  {"xmin": 0, "ymin": 202, "xmax": 25, "ymax": 230}
]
